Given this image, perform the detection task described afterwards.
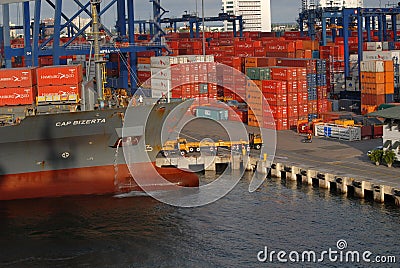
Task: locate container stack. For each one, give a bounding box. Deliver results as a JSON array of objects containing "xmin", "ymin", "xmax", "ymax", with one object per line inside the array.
[
  {"xmin": 36, "ymin": 65, "xmax": 83, "ymax": 104},
  {"xmin": 0, "ymin": 67, "xmax": 37, "ymax": 106},
  {"xmin": 150, "ymin": 55, "xmax": 216, "ymax": 100},
  {"xmin": 360, "ymin": 60, "xmax": 394, "ymax": 114},
  {"xmin": 137, "ymin": 51, "xmax": 155, "ymax": 89}
]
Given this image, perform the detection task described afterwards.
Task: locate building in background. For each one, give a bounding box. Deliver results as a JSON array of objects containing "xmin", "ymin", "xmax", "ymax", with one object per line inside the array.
[
  {"xmin": 318, "ymin": 0, "xmax": 363, "ymax": 8},
  {"xmin": 221, "ymin": 0, "xmax": 271, "ymax": 32}
]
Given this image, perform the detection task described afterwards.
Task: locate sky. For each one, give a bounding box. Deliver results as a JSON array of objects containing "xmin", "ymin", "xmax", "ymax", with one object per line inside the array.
[{"xmin": 0, "ymin": 0, "xmax": 397, "ymax": 28}]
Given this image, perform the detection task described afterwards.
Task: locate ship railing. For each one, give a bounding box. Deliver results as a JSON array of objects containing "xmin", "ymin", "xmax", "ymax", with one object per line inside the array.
[{"xmin": 36, "ymin": 94, "xmax": 80, "ymax": 105}]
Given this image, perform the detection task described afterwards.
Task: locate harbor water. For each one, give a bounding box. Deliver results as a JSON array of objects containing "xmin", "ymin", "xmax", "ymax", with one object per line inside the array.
[{"xmin": 0, "ymin": 172, "xmax": 399, "ymax": 267}]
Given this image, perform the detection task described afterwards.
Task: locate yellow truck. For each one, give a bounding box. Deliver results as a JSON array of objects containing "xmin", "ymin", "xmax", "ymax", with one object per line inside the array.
[{"xmin": 160, "ymin": 133, "xmax": 263, "ymax": 157}]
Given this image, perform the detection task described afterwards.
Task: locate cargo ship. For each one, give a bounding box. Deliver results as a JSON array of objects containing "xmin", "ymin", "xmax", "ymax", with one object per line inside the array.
[
  {"xmin": 0, "ymin": 3, "xmax": 198, "ymax": 201},
  {"xmin": 0, "ymin": 100, "xmax": 199, "ymax": 201}
]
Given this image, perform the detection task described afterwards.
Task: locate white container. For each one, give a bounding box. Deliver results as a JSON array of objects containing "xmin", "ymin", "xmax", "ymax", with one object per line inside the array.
[
  {"xmin": 151, "ymin": 89, "xmax": 169, "ymax": 99},
  {"xmin": 382, "ymin": 42, "xmax": 389, "ymax": 51},
  {"xmin": 205, "ymin": 55, "xmax": 215, "ymax": 62},
  {"xmin": 360, "ymin": 60, "xmax": 385, "ymax": 72},
  {"xmin": 151, "ymin": 78, "xmax": 170, "ymax": 91},
  {"xmin": 150, "ymin": 56, "xmax": 178, "ymax": 68},
  {"xmin": 366, "ymin": 42, "xmax": 382, "ymax": 51},
  {"xmin": 151, "ymin": 67, "xmax": 171, "ymax": 80},
  {"xmin": 137, "ymin": 64, "xmax": 151, "ymax": 71},
  {"xmin": 362, "ymin": 50, "xmax": 400, "ymax": 61}
]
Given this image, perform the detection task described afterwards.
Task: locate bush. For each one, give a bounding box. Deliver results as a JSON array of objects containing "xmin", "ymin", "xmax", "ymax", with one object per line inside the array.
[
  {"xmin": 383, "ymin": 149, "xmax": 397, "ymax": 167},
  {"xmin": 369, "ymin": 149, "xmax": 383, "ymax": 165}
]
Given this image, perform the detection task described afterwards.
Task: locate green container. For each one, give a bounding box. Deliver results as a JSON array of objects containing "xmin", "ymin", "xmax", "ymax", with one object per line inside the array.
[
  {"xmin": 195, "ymin": 106, "xmax": 228, "ymax": 121},
  {"xmin": 199, "ymin": 83, "xmax": 208, "ymax": 94},
  {"xmin": 246, "ymin": 68, "xmax": 260, "ymax": 80},
  {"xmin": 246, "ymin": 67, "xmax": 270, "ymax": 80},
  {"xmin": 259, "ymin": 67, "xmax": 271, "ymax": 80}
]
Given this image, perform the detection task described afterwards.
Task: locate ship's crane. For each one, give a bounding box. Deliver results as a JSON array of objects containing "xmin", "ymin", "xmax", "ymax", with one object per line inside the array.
[{"xmin": 0, "ymin": 0, "xmax": 169, "ymax": 92}]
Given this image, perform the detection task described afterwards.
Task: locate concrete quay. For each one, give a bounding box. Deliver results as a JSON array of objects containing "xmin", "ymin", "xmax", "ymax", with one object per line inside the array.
[{"xmin": 163, "ymin": 117, "xmax": 400, "ymax": 207}]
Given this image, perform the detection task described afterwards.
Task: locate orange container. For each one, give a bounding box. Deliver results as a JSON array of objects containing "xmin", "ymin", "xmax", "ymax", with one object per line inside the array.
[
  {"xmin": 0, "ymin": 67, "xmax": 37, "ymax": 88},
  {"xmin": 247, "ymin": 114, "xmax": 260, "ymax": 127},
  {"xmin": 0, "ymin": 86, "xmax": 37, "ymax": 106},
  {"xmin": 385, "ymin": 82, "xmax": 395, "ymax": 94},
  {"xmin": 38, "ymin": 84, "xmax": 81, "ymax": 97},
  {"xmin": 37, "ymin": 65, "xmax": 83, "ymax": 86},
  {"xmin": 244, "ymin": 57, "xmax": 270, "ymax": 68},
  {"xmin": 361, "ymin": 104, "xmax": 377, "ymax": 115},
  {"xmin": 360, "ymin": 72, "xmax": 385, "ymax": 84},
  {"xmin": 384, "ymin": 60, "xmax": 394, "ymax": 72},
  {"xmin": 385, "ymin": 71, "xmax": 394, "ymax": 83},
  {"xmin": 137, "ymin": 57, "xmax": 151, "ymax": 64},
  {"xmin": 361, "ymin": 83, "xmax": 385, "ymax": 95}
]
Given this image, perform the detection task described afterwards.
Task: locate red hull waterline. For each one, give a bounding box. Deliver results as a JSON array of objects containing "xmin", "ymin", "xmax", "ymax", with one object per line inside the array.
[{"xmin": 0, "ymin": 163, "xmax": 199, "ymax": 201}]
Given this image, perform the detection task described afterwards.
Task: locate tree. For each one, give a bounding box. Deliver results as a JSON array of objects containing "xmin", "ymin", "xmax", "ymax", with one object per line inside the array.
[
  {"xmin": 382, "ymin": 149, "xmax": 397, "ymax": 168},
  {"xmin": 368, "ymin": 149, "xmax": 383, "ymax": 166}
]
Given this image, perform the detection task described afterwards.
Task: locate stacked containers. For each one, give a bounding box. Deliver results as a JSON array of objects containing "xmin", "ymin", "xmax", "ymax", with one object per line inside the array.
[
  {"xmin": 136, "ymin": 51, "xmax": 155, "ymax": 89},
  {"xmin": 150, "ymin": 55, "xmax": 216, "ymax": 100},
  {"xmin": 36, "ymin": 65, "xmax": 83, "ymax": 103},
  {"xmin": 360, "ymin": 60, "xmax": 394, "ymax": 114},
  {"xmin": 0, "ymin": 67, "xmax": 37, "ymax": 106}
]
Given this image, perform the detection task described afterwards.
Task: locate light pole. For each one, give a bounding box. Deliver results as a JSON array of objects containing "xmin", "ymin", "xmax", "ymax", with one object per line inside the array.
[{"xmin": 202, "ymin": 0, "xmax": 205, "ymax": 56}]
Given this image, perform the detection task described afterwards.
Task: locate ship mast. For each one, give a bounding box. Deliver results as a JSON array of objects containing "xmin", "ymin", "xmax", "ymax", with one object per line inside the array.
[{"xmin": 90, "ymin": 0, "xmax": 105, "ymax": 104}]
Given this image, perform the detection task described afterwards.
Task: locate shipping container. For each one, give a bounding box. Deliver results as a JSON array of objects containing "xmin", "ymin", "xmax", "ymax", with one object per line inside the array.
[
  {"xmin": 38, "ymin": 84, "xmax": 81, "ymax": 97},
  {"xmin": 0, "ymin": 67, "xmax": 37, "ymax": 88},
  {"xmin": 195, "ymin": 106, "xmax": 228, "ymax": 121},
  {"xmin": 37, "ymin": 65, "xmax": 83, "ymax": 86},
  {"xmin": 0, "ymin": 86, "xmax": 37, "ymax": 106}
]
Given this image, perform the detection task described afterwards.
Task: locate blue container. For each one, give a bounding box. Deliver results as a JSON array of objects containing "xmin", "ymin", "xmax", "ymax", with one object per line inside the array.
[
  {"xmin": 385, "ymin": 94, "xmax": 394, "ymax": 103},
  {"xmin": 312, "ymin": 50, "xmax": 320, "ymax": 59},
  {"xmin": 389, "ymin": 42, "xmax": 395, "ymax": 50},
  {"xmin": 308, "ymin": 113, "xmax": 318, "ymax": 122},
  {"xmin": 59, "ymin": 59, "xmax": 67, "ymax": 65},
  {"xmin": 316, "ymin": 74, "xmax": 327, "ymax": 86},
  {"xmin": 316, "ymin": 59, "xmax": 327, "ymax": 73}
]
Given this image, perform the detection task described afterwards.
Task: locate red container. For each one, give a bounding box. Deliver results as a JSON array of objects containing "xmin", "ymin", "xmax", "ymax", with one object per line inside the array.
[
  {"xmin": 265, "ymin": 40, "xmax": 296, "ymax": 52},
  {"xmin": 38, "ymin": 84, "xmax": 81, "ymax": 97},
  {"xmin": 273, "ymin": 117, "xmax": 289, "ymax": 130},
  {"xmin": 137, "ymin": 71, "xmax": 151, "ymax": 82},
  {"xmin": 297, "ymin": 80, "xmax": 308, "ymax": 93},
  {"xmin": 263, "ymin": 92, "xmax": 287, "ymax": 106},
  {"xmin": 270, "ymin": 67, "xmax": 296, "ymax": 81},
  {"xmin": 254, "ymin": 47, "xmax": 266, "ymax": 57},
  {"xmin": 286, "ymin": 81, "xmax": 297, "ymax": 93},
  {"xmin": 361, "ymin": 93, "xmax": 386, "ymax": 106},
  {"xmin": 262, "ymin": 80, "xmax": 287, "ymax": 94},
  {"xmin": 267, "ymin": 105, "xmax": 288, "ymax": 119},
  {"xmin": 171, "ymin": 87, "xmax": 182, "ymax": 99},
  {"xmin": 288, "ymin": 116, "xmax": 298, "ymax": 129},
  {"xmin": 298, "ymin": 103, "xmax": 308, "ymax": 117},
  {"xmin": 317, "ymin": 86, "xmax": 328, "ymax": 100},
  {"xmin": 37, "ymin": 65, "xmax": 83, "ymax": 86},
  {"xmin": 287, "ymin": 93, "xmax": 298, "ymax": 106},
  {"xmin": 0, "ymin": 67, "xmax": 37, "ymax": 88},
  {"xmin": 308, "ymin": 100, "xmax": 318, "ymax": 114},
  {"xmin": 287, "ymin": 105, "xmax": 299, "ymax": 118},
  {"xmin": 0, "ymin": 86, "xmax": 37, "ymax": 106}
]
